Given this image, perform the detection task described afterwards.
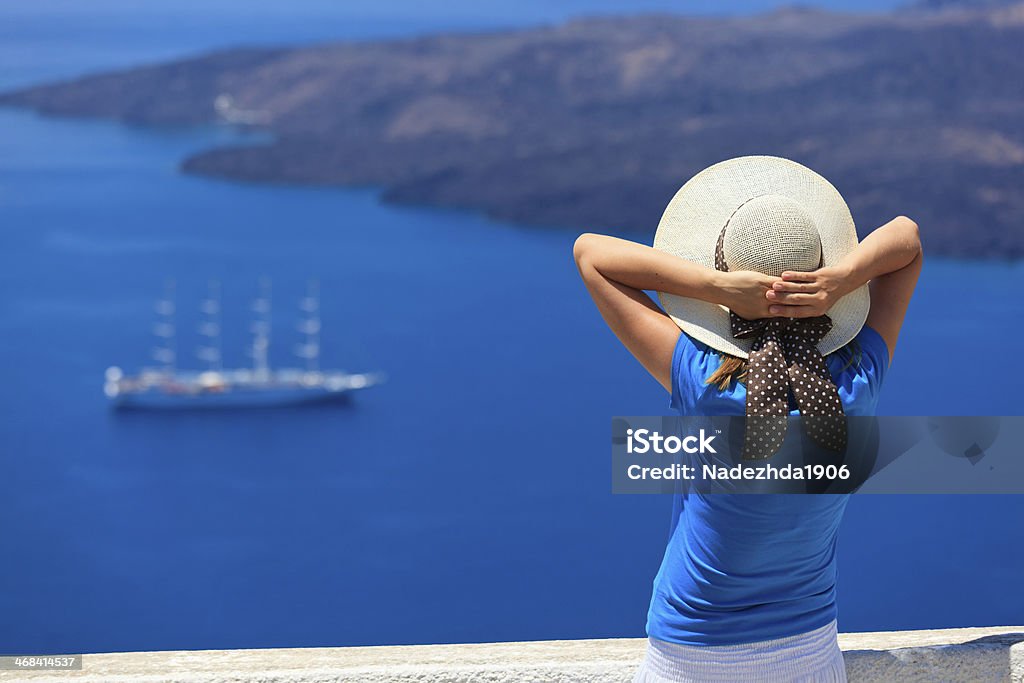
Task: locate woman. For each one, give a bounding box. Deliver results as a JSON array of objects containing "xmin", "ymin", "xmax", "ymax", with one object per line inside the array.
[{"xmin": 574, "ymin": 157, "xmax": 922, "ymax": 682}]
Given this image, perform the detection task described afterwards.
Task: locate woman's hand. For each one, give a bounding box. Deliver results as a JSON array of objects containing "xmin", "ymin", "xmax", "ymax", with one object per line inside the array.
[
  {"xmin": 717, "ymin": 270, "xmax": 782, "ymax": 320},
  {"xmin": 764, "ymin": 265, "xmax": 853, "ymax": 318}
]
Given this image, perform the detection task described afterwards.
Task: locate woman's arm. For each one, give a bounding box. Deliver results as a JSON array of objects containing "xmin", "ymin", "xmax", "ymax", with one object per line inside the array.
[
  {"xmin": 766, "ymin": 215, "xmax": 923, "ymax": 361},
  {"xmin": 573, "ymin": 234, "xmax": 780, "ymax": 392}
]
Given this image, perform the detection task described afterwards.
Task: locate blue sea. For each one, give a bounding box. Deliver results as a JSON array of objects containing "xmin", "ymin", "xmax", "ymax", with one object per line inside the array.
[{"xmin": 1, "ymin": 1, "xmax": 1022, "ymax": 656}]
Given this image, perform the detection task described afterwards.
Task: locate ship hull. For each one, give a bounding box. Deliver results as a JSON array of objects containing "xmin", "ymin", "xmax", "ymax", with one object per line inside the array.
[{"xmin": 111, "ymin": 386, "xmax": 357, "ymax": 410}]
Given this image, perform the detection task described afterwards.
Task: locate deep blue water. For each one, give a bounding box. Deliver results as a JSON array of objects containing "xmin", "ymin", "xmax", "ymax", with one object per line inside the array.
[{"xmin": 1, "ymin": 3, "xmax": 1023, "ymax": 656}]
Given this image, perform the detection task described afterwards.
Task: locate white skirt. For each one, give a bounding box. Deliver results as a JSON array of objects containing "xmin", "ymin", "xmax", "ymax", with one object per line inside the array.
[{"xmin": 632, "ymin": 619, "xmax": 847, "ymax": 683}]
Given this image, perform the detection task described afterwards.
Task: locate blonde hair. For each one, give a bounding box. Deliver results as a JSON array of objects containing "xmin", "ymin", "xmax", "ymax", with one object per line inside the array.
[{"xmin": 705, "ymin": 341, "xmax": 862, "ymax": 391}]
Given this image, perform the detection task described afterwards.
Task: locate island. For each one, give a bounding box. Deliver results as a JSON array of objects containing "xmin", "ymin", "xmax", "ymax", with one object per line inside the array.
[{"xmin": 3, "ymin": 1, "xmax": 1023, "ymax": 258}]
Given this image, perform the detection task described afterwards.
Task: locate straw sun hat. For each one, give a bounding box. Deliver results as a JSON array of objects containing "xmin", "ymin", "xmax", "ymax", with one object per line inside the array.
[{"xmin": 653, "ymin": 156, "xmax": 869, "ymax": 359}]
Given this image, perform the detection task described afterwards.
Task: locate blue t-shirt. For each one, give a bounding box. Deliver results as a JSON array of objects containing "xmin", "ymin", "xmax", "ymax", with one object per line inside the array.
[{"xmin": 646, "ymin": 325, "xmax": 890, "ymax": 646}]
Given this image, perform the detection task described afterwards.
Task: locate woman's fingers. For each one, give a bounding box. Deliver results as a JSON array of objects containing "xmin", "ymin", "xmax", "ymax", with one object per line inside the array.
[
  {"xmin": 772, "ymin": 280, "xmax": 816, "ymax": 293},
  {"xmin": 766, "ymin": 291, "xmax": 814, "ymax": 304},
  {"xmin": 781, "ymin": 271, "xmax": 818, "ymax": 282}
]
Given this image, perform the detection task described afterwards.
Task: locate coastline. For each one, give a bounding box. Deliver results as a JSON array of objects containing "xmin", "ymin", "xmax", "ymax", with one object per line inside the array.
[{"xmin": 3, "ymin": 5, "xmax": 1024, "ymax": 258}]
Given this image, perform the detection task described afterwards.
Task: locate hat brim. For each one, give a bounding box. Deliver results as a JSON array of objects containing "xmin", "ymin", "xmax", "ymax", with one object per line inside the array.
[{"xmin": 653, "ymin": 156, "xmax": 869, "ymax": 359}]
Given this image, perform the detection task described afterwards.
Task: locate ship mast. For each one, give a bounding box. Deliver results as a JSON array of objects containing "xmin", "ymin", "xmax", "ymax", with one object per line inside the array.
[
  {"xmin": 296, "ymin": 279, "xmax": 321, "ymax": 373},
  {"xmin": 250, "ymin": 277, "xmax": 272, "ymax": 379},
  {"xmin": 152, "ymin": 278, "xmax": 176, "ymax": 374},
  {"xmin": 197, "ymin": 279, "xmax": 222, "ymax": 372}
]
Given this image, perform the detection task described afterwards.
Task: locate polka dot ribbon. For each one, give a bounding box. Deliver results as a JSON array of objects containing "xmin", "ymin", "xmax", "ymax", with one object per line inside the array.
[{"xmin": 715, "ymin": 226, "xmax": 848, "ymax": 461}]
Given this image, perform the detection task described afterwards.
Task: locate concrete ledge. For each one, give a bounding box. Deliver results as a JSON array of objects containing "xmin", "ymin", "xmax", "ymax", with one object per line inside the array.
[{"xmin": 3, "ymin": 626, "xmax": 1022, "ymax": 682}]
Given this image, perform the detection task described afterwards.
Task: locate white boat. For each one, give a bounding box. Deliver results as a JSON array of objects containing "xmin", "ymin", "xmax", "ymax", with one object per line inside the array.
[{"xmin": 105, "ymin": 279, "xmax": 383, "ymax": 409}]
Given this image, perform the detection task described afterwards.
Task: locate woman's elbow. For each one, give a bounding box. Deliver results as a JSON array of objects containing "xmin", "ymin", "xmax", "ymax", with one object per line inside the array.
[
  {"xmin": 573, "ymin": 232, "xmax": 598, "ymax": 269},
  {"xmin": 895, "ymin": 215, "xmax": 922, "ymax": 252},
  {"xmin": 895, "ymin": 214, "xmax": 918, "ymax": 232}
]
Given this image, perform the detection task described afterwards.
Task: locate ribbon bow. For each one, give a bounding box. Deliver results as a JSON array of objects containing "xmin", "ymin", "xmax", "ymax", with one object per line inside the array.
[
  {"xmin": 730, "ymin": 312, "xmax": 847, "ymax": 460},
  {"xmin": 714, "ymin": 222, "xmax": 847, "ymax": 460}
]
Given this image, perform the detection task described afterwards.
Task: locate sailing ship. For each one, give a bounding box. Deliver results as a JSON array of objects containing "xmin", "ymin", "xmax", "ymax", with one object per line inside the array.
[{"xmin": 104, "ymin": 279, "xmax": 383, "ymax": 408}]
